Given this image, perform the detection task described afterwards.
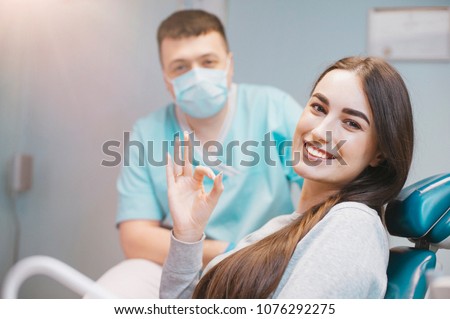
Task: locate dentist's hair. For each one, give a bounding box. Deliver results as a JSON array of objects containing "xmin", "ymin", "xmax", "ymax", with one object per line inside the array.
[
  {"xmin": 193, "ymin": 57, "xmax": 414, "ymax": 298},
  {"xmin": 157, "ymin": 10, "xmax": 228, "ymax": 53}
]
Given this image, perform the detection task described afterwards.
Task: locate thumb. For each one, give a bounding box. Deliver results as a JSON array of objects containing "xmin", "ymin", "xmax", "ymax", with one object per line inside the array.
[{"xmin": 165, "ymin": 153, "xmax": 175, "ymax": 188}]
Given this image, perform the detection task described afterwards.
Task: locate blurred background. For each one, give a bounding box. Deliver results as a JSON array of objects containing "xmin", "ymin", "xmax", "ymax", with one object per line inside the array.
[{"xmin": 1, "ymin": 0, "xmax": 449, "ymax": 298}]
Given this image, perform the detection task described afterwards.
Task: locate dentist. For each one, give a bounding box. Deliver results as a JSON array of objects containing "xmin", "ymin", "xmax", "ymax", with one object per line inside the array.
[{"xmin": 90, "ymin": 10, "xmax": 303, "ymax": 298}]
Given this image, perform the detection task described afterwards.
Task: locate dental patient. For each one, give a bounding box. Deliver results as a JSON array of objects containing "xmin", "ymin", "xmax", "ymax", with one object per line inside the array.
[{"xmin": 160, "ymin": 56, "xmax": 414, "ymax": 298}]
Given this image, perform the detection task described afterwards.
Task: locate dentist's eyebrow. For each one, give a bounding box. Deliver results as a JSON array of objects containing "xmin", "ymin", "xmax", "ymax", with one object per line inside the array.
[
  {"xmin": 342, "ymin": 108, "xmax": 370, "ymax": 126},
  {"xmin": 168, "ymin": 59, "xmax": 188, "ymax": 68},
  {"xmin": 200, "ymin": 53, "xmax": 220, "ymax": 59}
]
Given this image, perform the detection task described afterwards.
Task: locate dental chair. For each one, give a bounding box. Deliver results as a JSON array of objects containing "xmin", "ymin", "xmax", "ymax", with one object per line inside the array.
[
  {"xmin": 2, "ymin": 174, "xmax": 450, "ymax": 299},
  {"xmin": 384, "ymin": 173, "xmax": 450, "ymax": 299}
]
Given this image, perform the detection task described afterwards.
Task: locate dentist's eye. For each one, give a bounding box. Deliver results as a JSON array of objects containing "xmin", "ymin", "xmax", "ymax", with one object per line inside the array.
[
  {"xmin": 344, "ymin": 120, "xmax": 362, "ymax": 130},
  {"xmin": 175, "ymin": 65, "xmax": 187, "ymax": 72},
  {"xmin": 311, "ymin": 104, "xmax": 327, "ymax": 114},
  {"xmin": 171, "ymin": 63, "xmax": 190, "ymax": 75},
  {"xmin": 203, "ymin": 59, "xmax": 218, "ymax": 68}
]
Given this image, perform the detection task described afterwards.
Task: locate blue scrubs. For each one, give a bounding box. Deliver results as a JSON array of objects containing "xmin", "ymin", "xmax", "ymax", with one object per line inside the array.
[{"xmin": 117, "ymin": 83, "xmax": 303, "ymax": 242}]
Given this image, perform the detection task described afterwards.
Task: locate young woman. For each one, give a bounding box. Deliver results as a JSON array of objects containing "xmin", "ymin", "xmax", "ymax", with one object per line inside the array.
[{"xmin": 160, "ymin": 56, "xmax": 414, "ymax": 298}]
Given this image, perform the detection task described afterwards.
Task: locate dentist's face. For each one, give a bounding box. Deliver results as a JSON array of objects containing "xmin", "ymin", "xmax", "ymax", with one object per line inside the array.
[
  {"xmin": 160, "ymin": 31, "xmax": 233, "ymax": 98},
  {"xmin": 293, "ymin": 70, "xmax": 381, "ymax": 188}
]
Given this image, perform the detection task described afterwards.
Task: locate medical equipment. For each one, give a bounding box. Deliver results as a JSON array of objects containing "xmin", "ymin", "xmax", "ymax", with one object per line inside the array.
[
  {"xmin": 384, "ymin": 173, "xmax": 450, "ymax": 298},
  {"xmin": 1, "ymin": 256, "xmax": 116, "ymax": 298}
]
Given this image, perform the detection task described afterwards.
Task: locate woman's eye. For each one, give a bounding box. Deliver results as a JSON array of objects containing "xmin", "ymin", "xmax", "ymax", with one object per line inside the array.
[
  {"xmin": 311, "ymin": 104, "xmax": 326, "ymax": 114},
  {"xmin": 344, "ymin": 120, "xmax": 362, "ymax": 130}
]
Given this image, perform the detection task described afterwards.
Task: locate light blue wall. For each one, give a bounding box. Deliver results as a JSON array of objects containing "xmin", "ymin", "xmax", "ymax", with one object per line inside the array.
[
  {"xmin": 228, "ymin": 0, "xmax": 450, "ymax": 114},
  {"xmin": 0, "ymin": 0, "xmax": 178, "ymax": 298},
  {"xmin": 0, "ymin": 39, "xmax": 26, "ymax": 289}
]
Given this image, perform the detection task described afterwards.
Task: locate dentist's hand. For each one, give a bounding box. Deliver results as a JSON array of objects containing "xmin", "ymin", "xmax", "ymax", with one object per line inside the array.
[{"xmin": 165, "ymin": 132, "xmax": 224, "ymax": 243}]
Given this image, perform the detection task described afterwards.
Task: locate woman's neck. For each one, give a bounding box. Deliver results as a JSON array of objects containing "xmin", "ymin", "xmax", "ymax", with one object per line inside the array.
[{"xmin": 297, "ymin": 179, "xmax": 341, "ymax": 214}]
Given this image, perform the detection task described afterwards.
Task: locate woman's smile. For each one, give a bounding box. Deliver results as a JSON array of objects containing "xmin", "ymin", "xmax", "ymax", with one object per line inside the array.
[{"xmin": 304, "ymin": 141, "xmax": 336, "ymax": 161}]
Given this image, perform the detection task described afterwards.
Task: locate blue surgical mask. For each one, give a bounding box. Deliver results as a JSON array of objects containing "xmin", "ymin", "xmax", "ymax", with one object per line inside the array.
[{"xmin": 169, "ymin": 60, "xmax": 230, "ymax": 119}]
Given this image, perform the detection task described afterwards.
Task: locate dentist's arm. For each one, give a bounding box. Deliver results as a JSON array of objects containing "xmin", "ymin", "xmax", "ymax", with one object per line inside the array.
[{"xmin": 119, "ymin": 220, "xmax": 227, "ymax": 266}]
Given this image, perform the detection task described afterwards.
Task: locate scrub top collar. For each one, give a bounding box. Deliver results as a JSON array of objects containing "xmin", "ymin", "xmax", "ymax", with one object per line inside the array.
[
  {"xmin": 175, "ymin": 83, "xmax": 237, "ymax": 143},
  {"xmin": 175, "ymin": 83, "xmax": 240, "ymax": 177}
]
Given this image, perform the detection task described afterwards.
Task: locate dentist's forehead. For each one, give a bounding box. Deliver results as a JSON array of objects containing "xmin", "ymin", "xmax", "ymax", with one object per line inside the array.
[{"xmin": 160, "ymin": 32, "xmax": 228, "ymax": 66}]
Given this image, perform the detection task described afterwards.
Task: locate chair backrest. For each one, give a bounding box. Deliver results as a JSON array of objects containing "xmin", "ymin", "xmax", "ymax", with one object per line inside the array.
[{"xmin": 384, "ymin": 173, "xmax": 450, "ymax": 299}]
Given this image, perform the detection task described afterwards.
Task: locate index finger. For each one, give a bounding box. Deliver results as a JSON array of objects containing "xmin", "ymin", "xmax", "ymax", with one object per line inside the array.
[{"xmin": 192, "ymin": 166, "xmax": 216, "ymax": 186}]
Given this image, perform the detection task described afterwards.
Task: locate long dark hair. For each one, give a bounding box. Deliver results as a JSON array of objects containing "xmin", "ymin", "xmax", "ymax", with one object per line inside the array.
[{"xmin": 193, "ymin": 57, "xmax": 414, "ymax": 298}]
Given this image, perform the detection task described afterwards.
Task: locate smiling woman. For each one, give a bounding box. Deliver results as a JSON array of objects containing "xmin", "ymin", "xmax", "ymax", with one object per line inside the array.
[
  {"xmin": 293, "ymin": 69, "xmax": 382, "ymax": 189},
  {"xmin": 160, "ymin": 56, "xmax": 414, "ymax": 299}
]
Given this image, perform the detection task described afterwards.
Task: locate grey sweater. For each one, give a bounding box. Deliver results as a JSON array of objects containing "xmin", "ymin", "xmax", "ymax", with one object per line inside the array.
[{"xmin": 160, "ymin": 202, "xmax": 389, "ymax": 298}]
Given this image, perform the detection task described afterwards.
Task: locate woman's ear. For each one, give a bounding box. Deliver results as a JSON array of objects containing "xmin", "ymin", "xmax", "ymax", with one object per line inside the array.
[{"xmin": 369, "ymin": 151, "xmax": 385, "ymax": 167}]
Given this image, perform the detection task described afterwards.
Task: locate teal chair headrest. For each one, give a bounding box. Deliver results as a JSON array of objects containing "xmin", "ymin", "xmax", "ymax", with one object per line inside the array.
[{"xmin": 385, "ymin": 173, "xmax": 450, "ymax": 249}]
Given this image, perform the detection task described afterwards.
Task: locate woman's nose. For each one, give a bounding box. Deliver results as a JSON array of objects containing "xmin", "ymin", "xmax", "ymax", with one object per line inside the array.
[{"xmin": 310, "ymin": 119, "xmax": 334, "ymax": 144}]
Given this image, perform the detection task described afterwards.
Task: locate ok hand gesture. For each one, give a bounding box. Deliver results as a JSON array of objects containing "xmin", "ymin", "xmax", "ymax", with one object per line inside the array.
[{"xmin": 165, "ymin": 132, "xmax": 224, "ymax": 242}]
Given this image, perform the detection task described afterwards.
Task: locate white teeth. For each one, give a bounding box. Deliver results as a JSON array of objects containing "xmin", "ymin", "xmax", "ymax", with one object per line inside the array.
[
  {"xmin": 307, "ymin": 146, "xmax": 326, "ymax": 159},
  {"xmin": 306, "ymin": 144, "xmax": 333, "ymax": 159}
]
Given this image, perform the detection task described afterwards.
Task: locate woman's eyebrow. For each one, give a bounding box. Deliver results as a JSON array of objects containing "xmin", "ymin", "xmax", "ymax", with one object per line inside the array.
[
  {"xmin": 312, "ymin": 93, "xmax": 370, "ymax": 126},
  {"xmin": 312, "ymin": 93, "xmax": 329, "ymax": 105},
  {"xmin": 342, "ymin": 108, "xmax": 370, "ymax": 126}
]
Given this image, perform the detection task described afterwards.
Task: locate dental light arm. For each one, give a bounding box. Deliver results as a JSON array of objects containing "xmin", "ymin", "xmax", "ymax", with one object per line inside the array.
[{"xmin": 1, "ymin": 255, "xmax": 117, "ymax": 299}]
